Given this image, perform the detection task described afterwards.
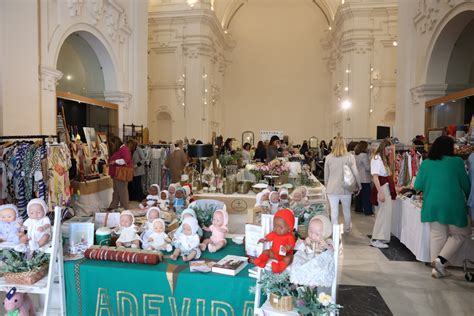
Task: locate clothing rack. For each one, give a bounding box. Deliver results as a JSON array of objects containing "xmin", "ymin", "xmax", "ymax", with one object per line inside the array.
[{"xmin": 0, "ymin": 134, "xmax": 58, "ymax": 141}]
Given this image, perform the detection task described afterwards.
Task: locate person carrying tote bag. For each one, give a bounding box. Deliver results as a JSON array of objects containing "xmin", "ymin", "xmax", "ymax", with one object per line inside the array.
[
  {"xmin": 108, "ymin": 137, "xmax": 133, "ymax": 210},
  {"xmin": 324, "ymin": 137, "xmax": 361, "ymax": 233}
]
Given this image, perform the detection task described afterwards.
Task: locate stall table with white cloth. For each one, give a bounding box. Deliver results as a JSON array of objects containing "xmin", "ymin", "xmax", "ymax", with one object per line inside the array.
[{"xmin": 391, "ymin": 197, "xmax": 474, "ymax": 266}]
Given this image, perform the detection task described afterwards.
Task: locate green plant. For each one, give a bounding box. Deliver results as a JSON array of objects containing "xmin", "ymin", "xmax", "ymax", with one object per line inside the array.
[
  {"xmin": 292, "ymin": 203, "xmax": 326, "ymax": 225},
  {"xmin": 294, "ymin": 286, "xmax": 342, "ymax": 315},
  {"xmin": 255, "ymin": 270, "xmax": 296, "ymax": 297},
  {"xmin": 0, "ymin": 249, "xmax": 50, "ymax": 273},
  {"xmin": 189, "ymin": 205, "xmax": 218, "ymax": 227}
]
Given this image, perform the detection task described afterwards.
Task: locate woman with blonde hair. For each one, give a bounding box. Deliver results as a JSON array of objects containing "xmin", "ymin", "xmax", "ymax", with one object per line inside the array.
[
  {"xmin": 369, "ymin": 138, "xmax": 396, "ymax": 249},
  {"xmin": 324, "ymin": 137, "xmax": 361, "ymax": 233}
]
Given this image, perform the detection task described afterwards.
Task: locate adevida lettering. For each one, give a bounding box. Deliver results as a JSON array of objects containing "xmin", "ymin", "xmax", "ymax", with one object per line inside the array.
[{"xmin": 95, "ymin": 288, "xmax": 254, "ymax": 316}]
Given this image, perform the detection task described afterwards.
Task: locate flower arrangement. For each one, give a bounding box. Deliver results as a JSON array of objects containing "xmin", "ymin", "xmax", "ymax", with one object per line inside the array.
[
  {"xmin": 294, "ymin": 286, "xmax": 342, "ymax": 315},
  {"xmin": 248, "ymin": 160, "xmax": 290, "ymax": 179}
]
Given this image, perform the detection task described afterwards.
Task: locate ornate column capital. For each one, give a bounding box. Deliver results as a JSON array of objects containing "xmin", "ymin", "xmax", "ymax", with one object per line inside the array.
[
  {"xmin": 40, "ymin": 66, "xmax": 63, "ymax": 92},
  {"xmin": 410, "ymin": 84, "xmax": 447, "ymax": 106},
  {"xmin": 104, "ymin": 90, "xmax": 132, "ymax": 109}
]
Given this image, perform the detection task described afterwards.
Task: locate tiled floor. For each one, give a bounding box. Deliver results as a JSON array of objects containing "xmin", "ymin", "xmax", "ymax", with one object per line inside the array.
[{"xmin": 339, "ymin": 212, "xmax": 474, "ymax": 316}]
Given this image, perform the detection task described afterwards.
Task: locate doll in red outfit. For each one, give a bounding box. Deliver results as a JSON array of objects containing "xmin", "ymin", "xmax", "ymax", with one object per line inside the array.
[{"xmin": 253, "ymin": 208, "xmax": 296, "ymax": 273}]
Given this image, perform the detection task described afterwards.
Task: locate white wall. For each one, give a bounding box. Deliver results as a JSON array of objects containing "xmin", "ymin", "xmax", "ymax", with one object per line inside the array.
[
  {"xmin": 223, "ymin": 0, "xmax": 332, "ymax": 144},
  {"xmin": 0, "ymin": 0, "xmax": 148, "ymax": 137},
  {"xmin": 0, "ymin": 0, "xmax": 41, "ymax": 135}
]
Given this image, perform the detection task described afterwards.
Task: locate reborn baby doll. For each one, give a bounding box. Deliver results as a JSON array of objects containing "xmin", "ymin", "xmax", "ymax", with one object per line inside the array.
[
  {"xmin": 140, "ymin": 184, "xmax": 160, "ymax": 209},
  {"xmin": 168, "ymin": 184, "xmax": 177, "ymax": 205},
  {"xmin": 115, "ymin": 211, "xmax": 140, "ymax": 248},
  {"xmin": 173, "ymin": 187, "xmax": 187, "ymax": 215},
  {"xmin": 255, "ymin": 189, "xmax": 271, "ymax": 209},
  {"xmin": 200, "ymin": 209, "xmax": 229, "ymax": 253},
  {"xmin": 290, "ymin": 188, "xmax": 307, "ymax": 209},
  {"xmin": 158, "ymin": 190, "xmax": 170, "ymax": 211},
  {"xmin": 0, "ymin": 204, "xmax": 22, "ymax": 244},
  {"xmin": 290, "ymin": 215, "xmax": 335, "ymax": 287},
  {"xmin": 269, "ymin": 191, "xmax": 280, "ymax": 214},
  {"xmin": 147, "ymin": 219, "xmax": 172, "ymax": 252},
  {"xmin": 17, "ymin": 198, "xmax": 51, "ymax": 251},
  {"xmin": 141, "ymin": 207, "xmax": 160, "ymax": 249},
  {"xmin": 253, "ymin": 208, "xmax": 296, "ymax": 273},
  {"xmin": 279, "ymin": 189, "xmax": 290, "ymax": 208},
  {"xmin": 176, "ymin": 208, "xmax": 203, "ymax": 237},
  {"xmin": 170, "ymin": 217, "xmax": 201, "ymax": 262}
]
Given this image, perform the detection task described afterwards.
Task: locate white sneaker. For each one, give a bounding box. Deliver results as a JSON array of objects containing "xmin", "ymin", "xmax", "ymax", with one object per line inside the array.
[
  {"xmin": 370, "ymin": 240, "xmax": 389, "ymax": 249},
  {"xmin": 431, "ymin": 258, "xmax": 451, "ymax": 277},
  {"xmin": 431, "ymin": 268, "xmax": 443, "ymax": 279}
]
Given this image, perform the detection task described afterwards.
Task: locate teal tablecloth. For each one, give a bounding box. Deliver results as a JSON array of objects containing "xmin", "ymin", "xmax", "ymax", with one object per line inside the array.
[{"xmin": 64, "ymin": 240, "xmax": 255, "ymax": 316}]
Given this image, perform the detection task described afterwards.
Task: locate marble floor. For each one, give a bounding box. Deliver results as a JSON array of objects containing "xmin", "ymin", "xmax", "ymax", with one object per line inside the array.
[{"xmin": 339, "ymin": 212, "xmax": 474, "ymax": 316}]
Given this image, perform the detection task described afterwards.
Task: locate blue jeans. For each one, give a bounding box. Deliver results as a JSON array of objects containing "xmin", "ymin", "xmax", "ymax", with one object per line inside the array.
[{"xmin": 357, "ymin": 183, "xmax": 373, "ymax": 215}]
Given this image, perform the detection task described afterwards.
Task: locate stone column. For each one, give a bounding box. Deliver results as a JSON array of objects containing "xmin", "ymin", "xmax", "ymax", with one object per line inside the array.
[{"xmin": 39, "ymin": 66, "xmax": 63, "ymax": 135}]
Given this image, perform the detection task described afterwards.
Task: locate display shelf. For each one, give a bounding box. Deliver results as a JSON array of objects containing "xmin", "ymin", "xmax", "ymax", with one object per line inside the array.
[{"xmin": 0, "ymin": 275, "xmax": 48, "ymax": 294}]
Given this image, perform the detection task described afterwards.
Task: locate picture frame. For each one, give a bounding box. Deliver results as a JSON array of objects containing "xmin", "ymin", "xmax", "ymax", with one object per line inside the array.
[
  {"xmin": 97, "ymin": 132, "xmax": 107, "ymax": 144},
  {"xmin": 428, "ymin": 128, "xmax": 445, "ymax": 144},
  {"xmin": 83, "ymin": 127, "xmax": 98, "ymax": 151}
]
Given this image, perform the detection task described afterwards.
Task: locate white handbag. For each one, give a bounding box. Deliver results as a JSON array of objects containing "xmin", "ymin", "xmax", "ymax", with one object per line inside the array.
[{"xmin": 342, "ymin": 162, "xmax": 358, "ymax": 192}]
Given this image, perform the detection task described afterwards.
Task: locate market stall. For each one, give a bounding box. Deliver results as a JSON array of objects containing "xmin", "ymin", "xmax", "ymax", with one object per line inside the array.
[
  {"xmin": 64, "ymin": 241, "xmax": 255, "ymax": 316},
  {"xmin": 391, "ymin": 196, "xmax": 474, "ymax": 266}
]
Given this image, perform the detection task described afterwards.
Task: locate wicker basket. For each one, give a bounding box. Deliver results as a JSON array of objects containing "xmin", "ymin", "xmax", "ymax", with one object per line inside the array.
[
  {"xmin": 269, "ymin": 293, "xmax": 294, "ymax": 312},
  {"xmin": 4, "ymin": 264, "xmax": 49, "ymax": 285}
]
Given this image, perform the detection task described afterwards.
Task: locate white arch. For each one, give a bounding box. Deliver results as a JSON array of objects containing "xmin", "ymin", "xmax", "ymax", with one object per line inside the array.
[
  {"xmin": 51, "ymin": 23, "xmax": 123, "ymax": 92},
  {"xmin": 220, "ymin": 0, "xmax": 334, "ymax": 29},
  {"xmin": 423, "ymin": 3, "xmax": 474, "ymax": 84}
]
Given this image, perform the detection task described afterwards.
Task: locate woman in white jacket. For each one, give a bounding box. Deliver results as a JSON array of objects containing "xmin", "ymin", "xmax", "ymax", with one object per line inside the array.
[{"xmin": 324, "ymin": 137, "xmax": 361, "ymax": 233}]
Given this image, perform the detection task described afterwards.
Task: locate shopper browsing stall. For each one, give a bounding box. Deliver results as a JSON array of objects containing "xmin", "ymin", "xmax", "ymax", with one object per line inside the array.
[
  {"xmin": 108, "ymin": 136, "xmax": 132, "ymax": 210},
  {"xmin": 414, "ymin": 136, "xmax": 471, "ymax": 278},
  {"xmin": 370, "ymin": 139, "xmax": 396, "ymax": 249},
  {"xmin": 324, "ymin": 137, "xmax": 361, "ymax": 233},
  {"xmin": 354, "ymin": 141, "xmax": 373, "ymax": 216}
]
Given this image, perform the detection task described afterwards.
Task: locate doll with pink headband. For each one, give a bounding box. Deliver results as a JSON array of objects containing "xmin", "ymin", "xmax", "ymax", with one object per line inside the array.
[{"xmin": 200, "ymin": 209, "xmax": 229, "ymax": 253}]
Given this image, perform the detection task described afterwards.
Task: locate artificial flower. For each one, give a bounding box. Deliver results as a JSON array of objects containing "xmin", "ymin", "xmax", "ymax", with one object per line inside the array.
[{"xmin": 318, "ymin": 292, "xmax": 332, "ymax": 307}]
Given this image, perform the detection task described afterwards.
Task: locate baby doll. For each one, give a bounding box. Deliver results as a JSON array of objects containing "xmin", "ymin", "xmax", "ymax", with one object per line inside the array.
[
  {"xmin": 254, "ymin": 189, "xmax": 271, "ymax": 209},
  {"xmin": 147, "ymin": 219, "xmax": 172, "ymax": 252},
  {"xmin": 183, "ymin": 184, "xmax": 195, "ymax": 204},
  {"xmin": 269, "ymin": 191, "xmax": 280, "ymax": 215},
  {"xmin": 290, "ymin": 188, "xmax": 307, "ymax": 209},
  {"xmin": 176, "ymin": 208, "xmax": 203, "ymax": 237},
  {"xmin": 158, "ymin": 190, "xmax": 170, "ymax": 211},
  {"xmin": 290, "ymin": 215, "xmax": 335, "ymax": 287},
  {"xmin": 253, "ymin": 208, "xmax": 296, "ymax": 273},
  {"xmin": 168, "ymin": 184, "xmax": 177, "ymax": 205},
  {"xmin": 115, "ymin": 211, "xmax": 140, "ymax": 248},
  {"xmin": 140, "ymin": 184, "xmax": 160, "ymax": 209},
  {"xmin": 140, "ymin": 207, "xmax": 160, "ymax": 249},
  {"xmin": 173, "ymin": 187, "xmax": 187, "ymax": 215},
  {"xmin": 0, "ymin": 204, "xmax": 22, "ymax": 244},
  {"xmin": 200, "ymin": 209, "xmax": 228, "ymax": 253},
  {"xmin": 296, "ymin": 215, "xmax": 333, "ymax": 254},
  {"xmin": 279, "ymin": 189, "xmax": 290, "ymax": 208},
  {"xmin": 17, "ymin": 198, "xmax": 51, "ymax": 251},
  {"xmin": 170, "ymin": 217, "xmax": 201, "ymax": 262}
]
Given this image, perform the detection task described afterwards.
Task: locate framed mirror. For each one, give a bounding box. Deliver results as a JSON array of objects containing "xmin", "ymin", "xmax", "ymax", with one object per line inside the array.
[
  {"xmin": 242, "ymin": 131, "xmax": 254, "ymax": 147},
  {"xmin": 309, "ymin": 136, "xmax": 318, "ymax": 148}
]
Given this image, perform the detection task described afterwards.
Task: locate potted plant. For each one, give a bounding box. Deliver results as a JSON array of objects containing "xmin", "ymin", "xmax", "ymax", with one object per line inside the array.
[
  {"xmin": 294, "ymin": 286, "xmax": 342, "ymax": 315},
  {"xmin": 1, "ymin": 249, "xmax": 50, "ymax": 285},
  {"xmin": 257, "ymin": 270, "xmax": 296, "ymax": 312}
]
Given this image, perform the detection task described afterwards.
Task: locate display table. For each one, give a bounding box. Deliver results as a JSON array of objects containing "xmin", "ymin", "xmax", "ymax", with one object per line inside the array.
[
  {"xmin": 392, "ymin": 197, "xmax": 474, "ymax": 266},
  {"xmin": 71, "ymin": 176, "xmax": 113, "ymax": 216},
  {"xmin": 64, "ymin": 241, "xmax": 255, "ymax": 316},
  {"xmin": 194, "ymin": 192, "xmax": 256, "ymax": 214}
]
